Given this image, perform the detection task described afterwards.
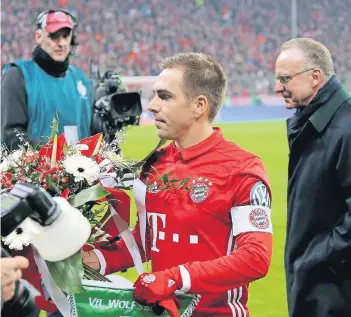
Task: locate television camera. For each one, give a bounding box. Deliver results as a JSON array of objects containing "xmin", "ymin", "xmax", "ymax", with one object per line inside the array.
[{"xmin": 91, "ymin": 69, "xmax": 143, "ymax": 142}]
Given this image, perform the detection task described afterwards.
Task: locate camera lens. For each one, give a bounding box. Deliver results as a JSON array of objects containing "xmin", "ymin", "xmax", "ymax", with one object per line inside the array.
[{"xmin": 2, "ymin": 280, "xmax": 38, "ymax": 317}]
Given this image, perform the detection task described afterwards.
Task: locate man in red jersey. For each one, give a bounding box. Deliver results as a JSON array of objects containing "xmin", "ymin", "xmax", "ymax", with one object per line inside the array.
[{"xmin": 83, "ymin": 52, "xmax": 273, "ymax": 317}]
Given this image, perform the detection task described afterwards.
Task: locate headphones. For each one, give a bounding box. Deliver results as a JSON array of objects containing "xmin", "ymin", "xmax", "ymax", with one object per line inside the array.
[
  {"xmin": 36, "ymin": 9, "xmax": 79, "ymax": 46},
  {"xmin": 36, "ymin": 9, "xmax": 78, "ymax": 30}
]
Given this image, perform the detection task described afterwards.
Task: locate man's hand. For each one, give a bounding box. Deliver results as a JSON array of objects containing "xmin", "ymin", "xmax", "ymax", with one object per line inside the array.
[
  {"xmin": 133, "ymin": 267, "xmax": 182, "ymax": 305},
  {"xmin": 1, "ymin": 256, "xmax": 29, "ymax": 302},
  {"xmin": 81, "ymin": 251, "xmax": 101, "ymax": 271}
]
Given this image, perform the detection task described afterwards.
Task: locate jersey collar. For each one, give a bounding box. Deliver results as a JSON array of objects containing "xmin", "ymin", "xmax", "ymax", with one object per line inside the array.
[{"xmin": 172, "ymin": 127, "xmax": 224, "ymax": 162}]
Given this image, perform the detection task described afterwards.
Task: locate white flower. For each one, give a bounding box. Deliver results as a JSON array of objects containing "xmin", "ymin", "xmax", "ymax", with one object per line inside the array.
[
  {"xmin": 2, "ymin": 227, "xmax": 32, "ymax": 250},
  {"xmin": 89, "ymin": 227, "xmax": 111, "ymax": 243},
  {"xmin": 10, "ymin": 149, "xmax": 24, "ymax": 162},
  {"xmin": 98, "ymin": 233, "xmax": 111, "ymax": 242},
  {"xmin": 98, "ymin": 158, "xmax": 113, "ymax": 173},
  {"xmin": 0, "ymin": 161, "xmax": 10, "ymax": 172},
  {"xmin": 105, "ymin": 152, "xmax": 123, "ymax": 162},
  {"xmin": 75, "ymin": 144, "xmax": 89, "ymax": 151},
  {"xmin": 0, "ymin": 150, "xmax": 24, "ymax": 172},
  {"xmin": 62, "ymin": 154, "xmax": 100, "ymax": 185}
]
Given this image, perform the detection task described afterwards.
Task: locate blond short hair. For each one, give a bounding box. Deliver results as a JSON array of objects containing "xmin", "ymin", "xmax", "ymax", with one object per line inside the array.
[
  {"xmin": 281, "ymin": 38, "xmax": 334, "ymax": 79},
  {"xmin": 161, "ymin": 52, "xmax": 227, "ymax": 122}
]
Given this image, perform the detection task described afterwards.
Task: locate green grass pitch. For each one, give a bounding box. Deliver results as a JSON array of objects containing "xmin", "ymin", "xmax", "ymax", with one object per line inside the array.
[{"xmin": 41, "ymin": 120, "xmax": 289, "ymax": 316}]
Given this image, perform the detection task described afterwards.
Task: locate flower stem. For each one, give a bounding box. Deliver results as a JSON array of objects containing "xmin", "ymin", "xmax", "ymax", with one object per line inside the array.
[{"xmin": 83, "ymin": 263, "xmax": 111, "ymax": 282}]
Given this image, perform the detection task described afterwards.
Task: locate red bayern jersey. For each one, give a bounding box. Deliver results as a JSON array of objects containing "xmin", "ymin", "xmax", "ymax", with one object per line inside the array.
[{"xmin": 97, "ymin": 128, "xmax": 273, "ymax": 317}]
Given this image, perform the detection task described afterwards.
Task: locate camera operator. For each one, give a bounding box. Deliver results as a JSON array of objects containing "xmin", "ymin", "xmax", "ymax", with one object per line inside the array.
[
  {"xmin": 1, "ymin": 9, "xmax": 93, "ymax": 149},
  {"xmin": 1, "ymin": 256, "xmax": 29, "ymax": 304}
]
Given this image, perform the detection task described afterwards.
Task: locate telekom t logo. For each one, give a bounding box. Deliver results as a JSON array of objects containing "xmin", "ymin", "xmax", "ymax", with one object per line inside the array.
[
  {"xmin": 147, "ymin": 212, "xmax": 166, "ymax": 252},
  {"xmin": 147, "ymin": 212, "xmax": 199, "ymax": 251}
]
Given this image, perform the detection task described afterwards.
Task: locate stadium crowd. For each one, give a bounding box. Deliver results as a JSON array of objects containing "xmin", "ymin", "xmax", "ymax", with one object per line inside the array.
[{"xmin": 1, "ymin": 0, "xmax": 351, "ymax": 95}]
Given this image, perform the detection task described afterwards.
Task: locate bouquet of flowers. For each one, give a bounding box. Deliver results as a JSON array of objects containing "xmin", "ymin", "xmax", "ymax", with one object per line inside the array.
[
  {"xmin": 0, "ymin": 124, "xmax": 152, "ymax": 290},
  {"xmin": 0, "ymin": 124, "xmax": 197, "ymax": 316}
]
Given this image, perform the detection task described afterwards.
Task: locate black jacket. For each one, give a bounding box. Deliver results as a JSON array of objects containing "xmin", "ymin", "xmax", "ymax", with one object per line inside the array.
[{"xmin": 285, "ymin": 76, "xmax": 351, "ymax": 317}]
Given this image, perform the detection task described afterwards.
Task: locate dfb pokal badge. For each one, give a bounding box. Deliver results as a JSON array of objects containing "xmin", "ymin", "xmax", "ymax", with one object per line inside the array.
[{"xmin": 190, "ymin": 177, "xmax": 212, "ymax": 203}]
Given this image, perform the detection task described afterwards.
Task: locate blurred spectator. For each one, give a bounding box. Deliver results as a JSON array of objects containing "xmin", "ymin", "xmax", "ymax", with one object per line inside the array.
[{"xmin": 1, "ymin": 0, "xmax": 351, "ymax": 95}]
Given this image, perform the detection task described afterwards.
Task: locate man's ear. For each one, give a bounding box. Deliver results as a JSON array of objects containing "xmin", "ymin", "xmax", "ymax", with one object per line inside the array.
[
  {"xmin": 312, "ymin": 69, "xmax": 323, "ymax": 88},
  {"xmin": 193, "ymin": 95, "xmax": 209, "ymax": 119},
  {"xmin": 35, "ymin": 30, "xmax": 43, "ymax": 45}
]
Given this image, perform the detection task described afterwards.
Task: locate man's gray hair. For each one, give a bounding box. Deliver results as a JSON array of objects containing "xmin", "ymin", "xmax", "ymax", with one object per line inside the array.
[{"xmin": 281, "ymin": 38, "xmax": 334, "ymax": 79}]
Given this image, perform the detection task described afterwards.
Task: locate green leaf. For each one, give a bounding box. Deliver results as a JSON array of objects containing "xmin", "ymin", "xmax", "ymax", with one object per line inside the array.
[
  {"xmin": 49, "ymin": 112, "xmax": 59, "ymax": 141},
  {"xmin": 70, "ymin": 184, "xmax": 110, "ymax": 208},
  {"xmin": 92, "ymin": 206, "xmax": 107, "ymax": 217},
  {"xmin": 161, "ymin": 173, "xmax": 169, "ymax": 185},
  {"xmin": 46, "ymin": 176, "xmax": 61, "ymax": 194},
  {"xmin": 170, "ymin": 179, "xmax": 179, "ymax": 183},
  {"xmin": 46, "ymin": 250, "xmax": 85, "ymax": 294},
  {"xmin": 179, "ymin": 177, "xmax": 190, "ymax": 187},
  {"xmin": 62, "ymin": 144, "xmax": 70, "ymax": 155}
]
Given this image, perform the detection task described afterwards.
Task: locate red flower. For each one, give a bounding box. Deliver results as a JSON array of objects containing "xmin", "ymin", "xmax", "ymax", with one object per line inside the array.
[
  {"xmin": 39, "ymin": 134, "xmax": 67, "ymax": 163},
  {"xmin": 77, "ymin": 133, "xmax": 103, "ymax": 157},
  {"xmin": 23, "ymin": 152, "xmax": 40, "ymax": 164},
  {"xmin": 0, "ymin": 173, "xmax": 13, "ymax": 187},
  {"xmin": 60, "ymin": 188, "xmax": 70, "ymax": 199},
  {"xmin": 95, "ymin": 155, "xmax": 105, "ymax": 164}
]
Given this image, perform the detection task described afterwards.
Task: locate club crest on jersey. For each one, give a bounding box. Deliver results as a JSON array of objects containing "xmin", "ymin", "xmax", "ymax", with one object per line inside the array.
[
  {"xmin": 142, "ymin": 274, "xmax": 156, "ymax": 284},
  {"xmin": 249, "ymin": 208, "xmax": 270, "ymax": 229},
  {"xmin": 190, "ymin": 177, "xmax": 212, "ymax": 203}
]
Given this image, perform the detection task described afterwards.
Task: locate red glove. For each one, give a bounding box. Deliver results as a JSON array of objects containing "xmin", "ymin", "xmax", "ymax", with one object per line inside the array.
[
  {"xmin": 133, "ymin": 267, "xmax": 183, "ymax": 305},
  {"xmin": 158, "ymin": 297, "xmax": 182, "ymax": 317}
]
